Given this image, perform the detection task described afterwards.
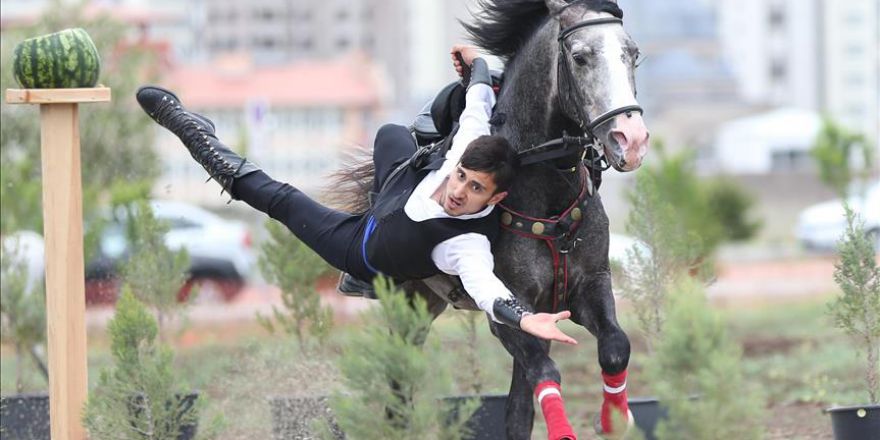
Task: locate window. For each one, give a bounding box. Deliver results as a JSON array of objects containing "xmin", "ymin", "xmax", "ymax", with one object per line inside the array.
[
  {"xmin": 846, "ymin": 44, "xmax": 864, "ymax": 56},
  {"xmin": 770, "ymin": 59, "xmax": 787, "ymax": 81},
  {"xmin": 256, "ymin": 37, "xmax": 277, "ymax": 49},
  {"xmin": 768, "ymin": 6, "xmax": 785, "ymax": 28},
  {"xmin": 770, "ymin": 149, "xmax": 812, "ymax": 172}
]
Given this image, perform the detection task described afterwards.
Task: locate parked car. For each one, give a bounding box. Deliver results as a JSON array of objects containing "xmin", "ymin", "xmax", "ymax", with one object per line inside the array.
[
  {"xmin": 795, "ymin": 180, "xmax": 880, "ymax": 252},
  {"xmin": 85, "ymin": 200, "xmax": 255, "ymax": 304},
  {"xmin": 0, "ymin": 230, "xmax": 45, "ymax": 295},
  {"xmin": 608, "ymin": 232, "xmax": 651, "ymax": 275}
]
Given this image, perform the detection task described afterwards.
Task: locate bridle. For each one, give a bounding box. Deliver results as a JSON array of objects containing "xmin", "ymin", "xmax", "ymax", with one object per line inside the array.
[
  {"xmin": 515, "ymin": 15, "xmax": 642, "ymax": 169},
  {"xmin": 558, "ymin": 17, "xmax": 642, "ymax": 141}
]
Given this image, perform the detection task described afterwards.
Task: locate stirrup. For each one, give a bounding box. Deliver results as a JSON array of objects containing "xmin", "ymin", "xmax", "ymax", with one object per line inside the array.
[{"xmin": 336, "ymin": 273, "xmax": 376, "ymax": 299}]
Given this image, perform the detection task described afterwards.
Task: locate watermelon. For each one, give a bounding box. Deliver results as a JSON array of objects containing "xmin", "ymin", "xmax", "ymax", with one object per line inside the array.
[{"xmin": 12, "ymin": 28, "xmax": 101, "ymax": 89}]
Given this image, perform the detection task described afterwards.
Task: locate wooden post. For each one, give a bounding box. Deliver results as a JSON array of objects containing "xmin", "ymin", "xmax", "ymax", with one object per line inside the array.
[{"xmin": 5, "ymin": 87, "xmax": 111, "ymax": 440}]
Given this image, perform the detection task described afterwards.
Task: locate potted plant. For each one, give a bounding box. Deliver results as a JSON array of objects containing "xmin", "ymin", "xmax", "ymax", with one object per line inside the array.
[
  {"xmin": 824, "ymin": 207, "xmax": 880, "ymax": 439},
  {"xmin": 442, "ymin": 310, "xmax": 507, "ymax": 440},
  {"xmin": 0, "ymin": 233, "xmax": 49, "ymax": 439},
  {"xmin": 82, "ymin": 288, "xmax": 199, "ymax": 440},
  {"xmin": 83, "ymin": 198, "xmax": 201, "ymax": 439},
  {"xmin": 329, "ymin": 276, "xmax": 476, "ymax": 440},
  {"xmin": 645, "ymin": 278, "xmax": 764, "ymax": 440},
  {"xmin": 256, "ymin": 220, "xmax": 339, "ymax": 439}
]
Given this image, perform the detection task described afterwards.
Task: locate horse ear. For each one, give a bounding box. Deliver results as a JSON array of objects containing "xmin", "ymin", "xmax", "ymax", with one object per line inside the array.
[{"xmin": 545, "ymin": 0, "xmax": 569, "ymax": 16}]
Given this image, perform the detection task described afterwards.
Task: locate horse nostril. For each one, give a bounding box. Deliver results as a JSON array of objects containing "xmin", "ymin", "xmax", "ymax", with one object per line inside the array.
[
  {"xmin": 619, "ymin": 158, "xmax": 627, "ymax": 168},
  {"xmin": 612, "ymin": 131, "xmax": 628, "ymax": 147}
]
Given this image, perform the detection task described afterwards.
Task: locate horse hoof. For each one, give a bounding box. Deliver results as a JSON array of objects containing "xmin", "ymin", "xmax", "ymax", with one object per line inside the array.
[{"xmin": 593, "ymin": 408, "xmax": 634, "ymax": 439}]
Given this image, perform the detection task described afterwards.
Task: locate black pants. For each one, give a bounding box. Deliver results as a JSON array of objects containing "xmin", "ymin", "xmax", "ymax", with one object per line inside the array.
[{"xmin": 231, "ymin": 124, "xmax": 417, "ymax": 281}]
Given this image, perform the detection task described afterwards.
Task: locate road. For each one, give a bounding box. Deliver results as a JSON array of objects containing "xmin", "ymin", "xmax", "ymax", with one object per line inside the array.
[{"xmin": 84, "ymin": 254, "xmax": 852, "ymax": 330}]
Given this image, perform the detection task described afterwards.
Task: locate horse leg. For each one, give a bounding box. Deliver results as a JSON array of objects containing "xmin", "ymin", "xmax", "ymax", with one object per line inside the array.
[
  {"xmin": 569, "ymin": 272, "xmax": 632, "ymax": 438},
  {"xmin": 490, "ymin": 321, "xmax": 576, "ymax": 440}
]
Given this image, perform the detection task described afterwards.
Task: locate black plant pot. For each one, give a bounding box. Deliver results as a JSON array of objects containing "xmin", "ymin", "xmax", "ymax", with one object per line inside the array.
[
  {"xmin": 128, "ymin": 392, "xmax": 200, "ymax": 440},
  {"xmin": 628, "ymin": 395, "xmax": 701, "ymax": 440},
  {"xmin": 443, "ymin": 393, "xmax": 508, "ymax": 440},
  {"xmin": 825, "ymin": 404, "xmax": 880, "ymax": 440},
  {"xmin": 268, "ymin": 395, "xmax": 344, "ymax": 440},
  {"xmin": 628, "ymin": 397, "xmax": 664, "ymax": 440},
  {"xmin": 0, "ymin": 392, "xmax": 50, "ymax": 440}
]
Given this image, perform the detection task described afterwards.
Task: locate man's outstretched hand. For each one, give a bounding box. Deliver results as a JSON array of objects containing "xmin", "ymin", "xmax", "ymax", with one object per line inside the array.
[{"xmin": 520, "ymin": 311, "xmax": 578, "ymax": 345}]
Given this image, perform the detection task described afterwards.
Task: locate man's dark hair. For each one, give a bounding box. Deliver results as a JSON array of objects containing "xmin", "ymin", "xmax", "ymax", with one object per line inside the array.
[{"xmin": 460, "ymin": 135, "xmax": 519, "ymax": 193}]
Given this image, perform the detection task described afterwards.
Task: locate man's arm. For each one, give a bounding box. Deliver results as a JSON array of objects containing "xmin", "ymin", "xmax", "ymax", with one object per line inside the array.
[
  {"xmin": 432, "ymin": 234, "xmax": 577, "ymax": 345},
  {"xmin": 444, "ymin": 46, "xmax": 496, "ymax": 166}
]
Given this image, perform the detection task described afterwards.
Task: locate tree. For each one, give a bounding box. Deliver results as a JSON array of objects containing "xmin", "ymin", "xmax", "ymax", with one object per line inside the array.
[
  {"xmin": 705, "ymin": 177, "xmax": 763, "ymax": 242},
  {"xmin": 83, "ymin": 288, "xmax": 198, "ymax": 439},
  {"xmin": 329, "ymin": 277, "xmax": 475, "ymax": 440},
  {"xmin": 649, "ymin": 278, "xmax": 765, "ymax": 440},
  {"xmin": 811, "ymin": 119, "xmax": 875, "ymax": 198},
  {"xmin": 622, "ymin": 142, "xmax": 761, "ymax": 279},
  {"xmin": 0, "ymin": 237, "xmax": 48, "ymax": 390},
  {"xmin": 0, "ymin": 2, "xmax": 162, "ymax": 235},
  {"xmin": 120, "ymin": 200, "xmax": 190, "ymax": 340},
  {"xmin": 617, "ymin": 169, "xmax": 701, "ymax": 351},
  {"xmin": 256, "ymin": 220, "xmax": 334, "ymax": 350},
  {"xmin": 827, "ymin": 207, "xmax": 880, "ymax": 403}
]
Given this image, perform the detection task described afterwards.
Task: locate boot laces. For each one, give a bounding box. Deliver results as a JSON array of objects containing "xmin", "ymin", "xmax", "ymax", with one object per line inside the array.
[{"xmin": 152, "ymin": 96, "xmax": 237, "ymax": 189}]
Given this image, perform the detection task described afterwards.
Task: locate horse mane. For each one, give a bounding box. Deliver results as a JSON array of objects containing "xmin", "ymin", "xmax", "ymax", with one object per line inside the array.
[{"xmin": 464, "ymin": 0, "xmax": 624, "ymax": 61}]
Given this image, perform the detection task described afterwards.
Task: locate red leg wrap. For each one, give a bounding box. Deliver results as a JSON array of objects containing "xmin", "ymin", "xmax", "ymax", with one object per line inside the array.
[
  {"xmin": 535, "ymin": 381, "xmax": 577, "ymax": 440},
  {"xmin": 600, "ymin": 370, "xmax": 630, "ymax": 434}
]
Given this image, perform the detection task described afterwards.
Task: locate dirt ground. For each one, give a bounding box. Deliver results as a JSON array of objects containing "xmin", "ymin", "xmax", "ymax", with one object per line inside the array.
[{"xmin": 765, "ymin": 402, "xmax": 833, "ymax": 440}]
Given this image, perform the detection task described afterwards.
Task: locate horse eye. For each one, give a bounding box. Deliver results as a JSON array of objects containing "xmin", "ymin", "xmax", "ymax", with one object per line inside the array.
[{"xmin": 572, "ymin": 53, "xmax": 588, "ymax": 66}]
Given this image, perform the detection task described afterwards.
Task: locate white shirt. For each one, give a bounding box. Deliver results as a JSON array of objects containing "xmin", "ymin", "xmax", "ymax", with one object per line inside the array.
[{"xmin": 403, "ymin": 83, "xmax": 513, "ymax": 322}]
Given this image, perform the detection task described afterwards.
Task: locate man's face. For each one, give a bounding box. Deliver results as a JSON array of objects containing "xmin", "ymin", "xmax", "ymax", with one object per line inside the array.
[{"xmin": 441, "ymin": 164, "xmax": 509, "ymax": 216}]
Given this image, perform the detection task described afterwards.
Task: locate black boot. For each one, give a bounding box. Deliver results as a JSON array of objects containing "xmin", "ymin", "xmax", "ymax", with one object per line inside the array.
[
  {"xmin": 336, "ymin": 272, "xmax": 377, "ymax": 299},
  {"xmin": 136, "ymin": 85, "xmax": 259, "ymax": 198}
]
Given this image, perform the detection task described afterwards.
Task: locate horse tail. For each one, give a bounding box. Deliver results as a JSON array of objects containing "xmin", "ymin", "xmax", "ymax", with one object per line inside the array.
[{"xmin": 323, "ymin": 147, "xmax": 375, "ymax": 214}]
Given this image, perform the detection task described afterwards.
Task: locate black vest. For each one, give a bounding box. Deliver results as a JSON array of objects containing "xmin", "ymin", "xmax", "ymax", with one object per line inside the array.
[{"xmin": 365, "ymin": 152, "xmax": 500, "ymax": 281}]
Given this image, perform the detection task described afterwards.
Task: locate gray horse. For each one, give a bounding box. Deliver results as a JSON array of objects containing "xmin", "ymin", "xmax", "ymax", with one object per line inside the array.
[{"xmin": 330, "ymin": 0, "xmax": 648, "ymax": 438}]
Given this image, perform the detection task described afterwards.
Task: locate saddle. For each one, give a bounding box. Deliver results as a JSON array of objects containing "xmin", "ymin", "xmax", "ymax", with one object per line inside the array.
[{"xmin": 413, "ymin": 71, "xmax": 504, "ymax": 146}]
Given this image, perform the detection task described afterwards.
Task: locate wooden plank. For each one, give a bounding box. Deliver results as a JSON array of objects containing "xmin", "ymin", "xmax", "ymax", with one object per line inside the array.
[
  {"xmin": 6, "ymin": 87, "xmax": 111, "ymax": 104},
  {"xmin": 39, "ymin": 103, "xmax": 89, "ymax": 440}
]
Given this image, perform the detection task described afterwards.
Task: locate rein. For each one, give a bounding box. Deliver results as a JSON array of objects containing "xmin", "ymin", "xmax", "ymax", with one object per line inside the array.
[{"xmin": 497, "ymin": 14, "xmax": 639, "ymax": 312}]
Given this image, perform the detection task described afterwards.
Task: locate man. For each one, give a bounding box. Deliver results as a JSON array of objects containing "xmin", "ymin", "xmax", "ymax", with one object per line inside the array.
[{"xmin": 136, "ymin": 45, "xmax": 576, "ymax": 344}]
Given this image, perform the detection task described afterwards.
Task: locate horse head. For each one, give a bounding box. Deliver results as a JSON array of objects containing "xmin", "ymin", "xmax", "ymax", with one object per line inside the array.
[{"xmin": 546, "ymin": 0, "xmax": 649, "ymax": 172}]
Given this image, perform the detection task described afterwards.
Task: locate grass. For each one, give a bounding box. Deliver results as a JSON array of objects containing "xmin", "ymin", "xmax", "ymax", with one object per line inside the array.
[{"xmin": 0, "ymin": 295, "xmax": 866, "ymax": 439}]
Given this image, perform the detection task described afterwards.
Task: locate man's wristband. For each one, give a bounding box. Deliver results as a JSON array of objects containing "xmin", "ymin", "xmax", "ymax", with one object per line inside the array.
[
  {"xmin": 468, "ymin": 58, "xmax": 492, "ymax": 90},
  {"xmin": 493, "ymin": 297, "xmax": 533, "ymax": 329}
]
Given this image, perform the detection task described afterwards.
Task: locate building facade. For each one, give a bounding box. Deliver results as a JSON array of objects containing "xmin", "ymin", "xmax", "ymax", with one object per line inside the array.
[
  {"xmin": 153, "ymin": 55, "xmax": 386, "ymax": 205},
  {"xmin": 717, "ymin": 0, "xmax": 879, "ymax": 144}
]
